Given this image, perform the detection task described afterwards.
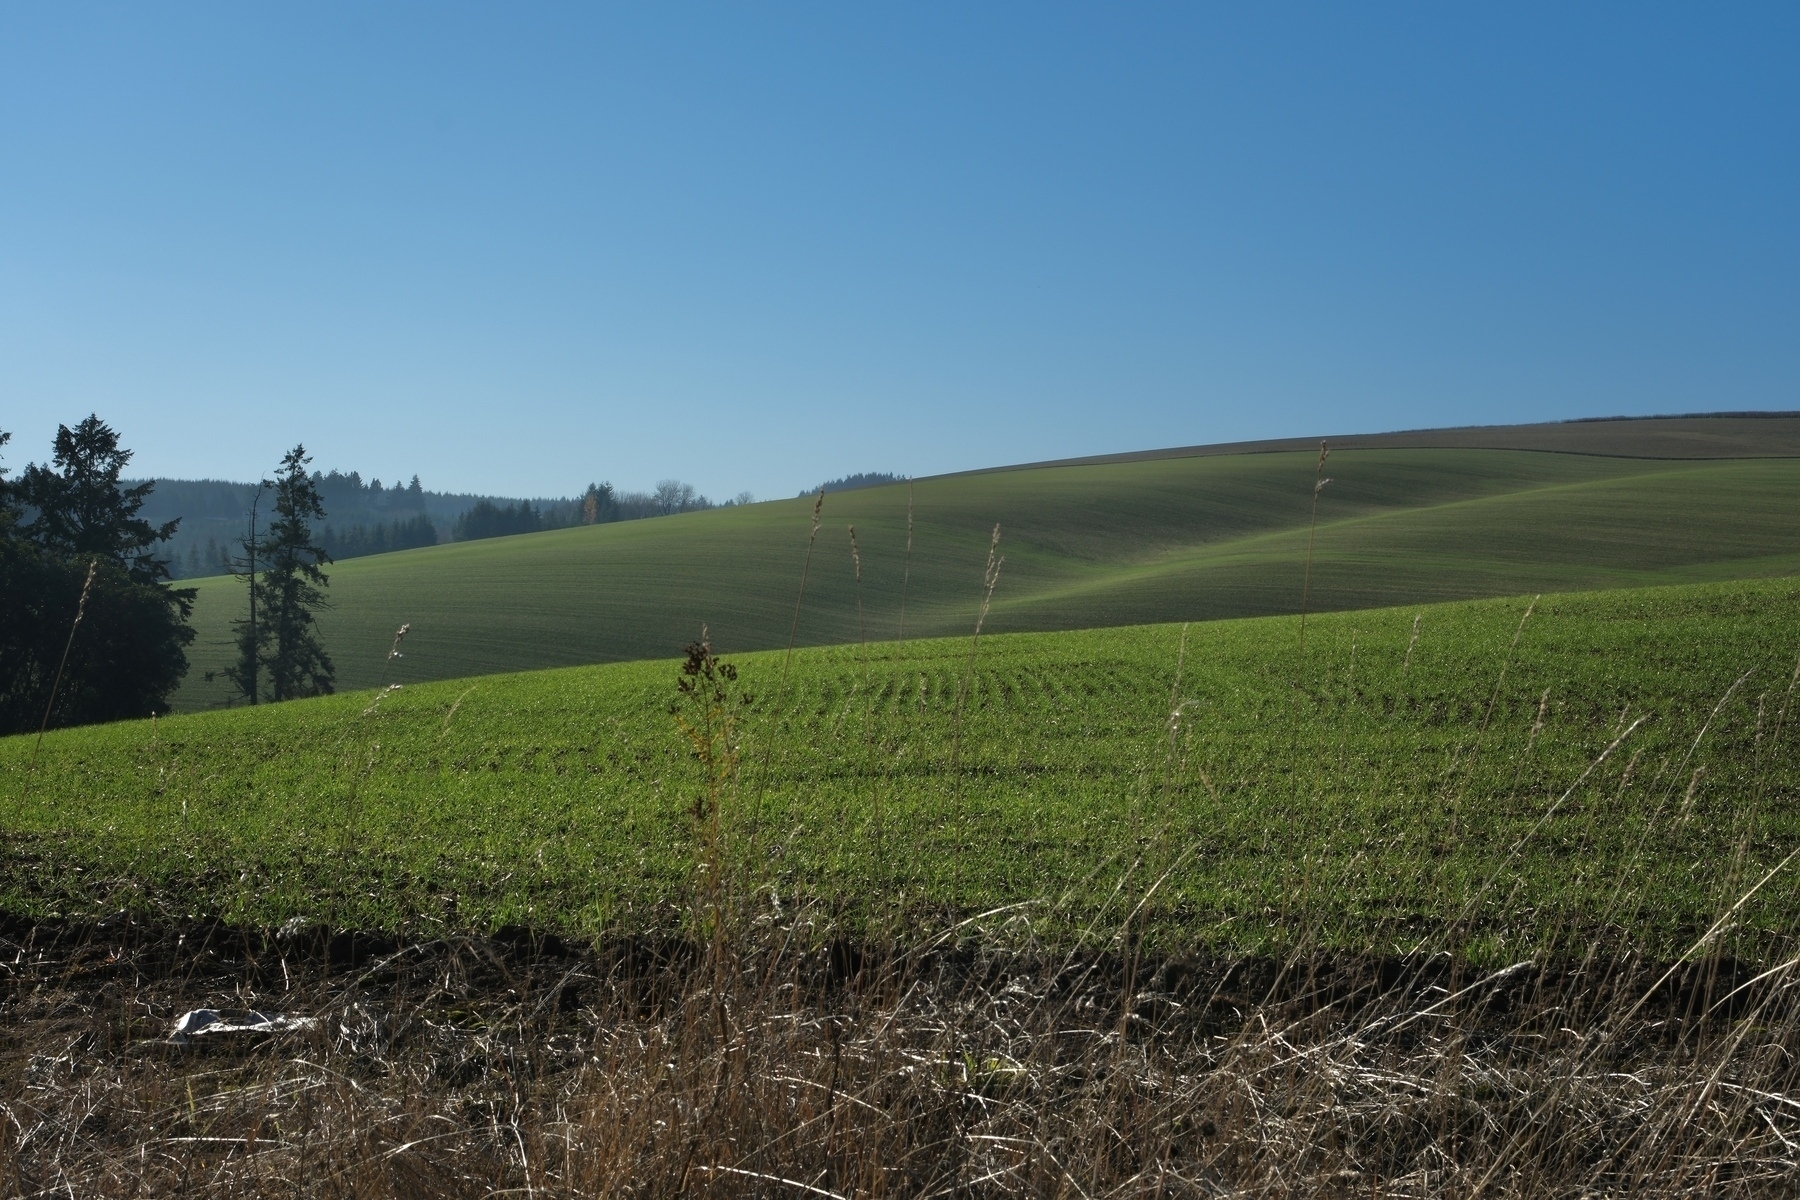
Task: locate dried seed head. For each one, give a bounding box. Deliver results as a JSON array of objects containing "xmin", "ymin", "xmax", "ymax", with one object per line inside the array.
[
  {"xmin": 848, "ymin": 525, "xmax": 862, "ymax": 583},
  {"xmin": 360, "ymin": 683, "xmax": 403, "ymax": 716},
  {"xmin": 73, "ymin": 560, "xmax": 97, "ymax": 628},
  {"xmin": 971, "ymin": 524, "xmax": 1005, "ymax": 635},
  {"xmin": 982, "ymin": 524, "xmax": 1004, "ymax": 589}
]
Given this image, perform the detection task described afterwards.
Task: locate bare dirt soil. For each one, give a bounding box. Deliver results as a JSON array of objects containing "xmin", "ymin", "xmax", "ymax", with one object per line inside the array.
[{"xmin": 5, "ymin": 913, "xmax": 1799, "ymax": 1197}]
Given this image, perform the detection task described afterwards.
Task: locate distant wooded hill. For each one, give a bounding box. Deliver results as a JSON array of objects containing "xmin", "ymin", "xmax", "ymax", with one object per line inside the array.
[{"xmin": 130, "ymin": 472, "xmax": 730, "ymax": 578}]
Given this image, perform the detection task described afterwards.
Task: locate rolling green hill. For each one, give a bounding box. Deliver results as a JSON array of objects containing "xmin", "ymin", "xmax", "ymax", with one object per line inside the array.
[
  {"xmin": 989, "ymin": 410, "xmax": 1800, "ymax": 469},
  {"xmin": 8, "ymin": 576, "xmax": 1800, "ymax": 956},
  {"xmin": 165, "ymin": 416, "xmax": 1800, "ymax": 710}
]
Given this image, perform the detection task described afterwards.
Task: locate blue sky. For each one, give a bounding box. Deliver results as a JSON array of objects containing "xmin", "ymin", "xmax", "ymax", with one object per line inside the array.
[{"xmin": 2, "ymin": 4, "xmax": 1795, "ymax": 500}]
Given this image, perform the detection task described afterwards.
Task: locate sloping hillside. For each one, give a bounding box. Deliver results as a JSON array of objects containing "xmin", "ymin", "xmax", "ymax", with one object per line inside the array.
[{"xmin": 169, "ymin": 417, "xmax": 1800, "ymax": 708}]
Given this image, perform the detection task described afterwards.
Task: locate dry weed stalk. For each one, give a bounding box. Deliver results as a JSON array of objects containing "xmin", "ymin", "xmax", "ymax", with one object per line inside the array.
[
  {"xmin": 332, "ymin": 623, "xmax": 415, "ymax": 931},
  {"xmin": 749, "ymin": 490, "xmax": 827, "ymax": 841},
  {"xmin": 25, "ymin": 558, "xmax": 97, "ymax": 782},
  {"xmin": 1293, "ymin": 440, "xmax": 1331, "ymax": 684},
  {"xmin": 671, "ymin": 629, "xmax": 749, "ymax": 941},
  {"xmin": 846, "ymin": 525, "xmax": 886, "ymax": 870},
  {"xmin": 946, "ymin": 525, "xmax": 1004, "ymax": 900},
  {"xmin": 898, "ymin": 480, "xmax": 915, "ymax": 644}
]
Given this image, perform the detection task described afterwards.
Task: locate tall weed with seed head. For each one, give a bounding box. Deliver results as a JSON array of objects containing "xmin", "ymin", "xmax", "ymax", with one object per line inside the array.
[
  {"xmin": 670, "ymin": 627, "xmax": 750, "ymax": 942},
  {"xmin": 24, "ymin": 559, "xmax": 96, "ymax": 788},
  {"xmin": 328, "ymin": 623, "xmax": 411, "ymax": 929},
  {"xmin": 946, "ymin": 524, "xmax": 1004, "ymax": 901},
  {"xmin": 898, "ymin": 479, "xmax": 915, "ymax": 643},
  {"xmin": 748, "ymin": 489, "xmax": 825, "ymax": 844},
  {"xmin": 1294, "ymin": 439, "xmax": 1331, "ymax": 684},
  {"xmin": 846, "ymin": 524, "xmax": 886, "ymax": 877}
]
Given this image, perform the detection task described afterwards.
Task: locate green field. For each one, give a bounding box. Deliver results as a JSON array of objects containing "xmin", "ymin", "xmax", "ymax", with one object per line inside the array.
[
  {"xmin": 170, "ymin": 439, "xmax": 1800, "ymax": 710},
  {"xmin": 10, "ymin": 575, "xmax": 1800, "ymax": 958}
]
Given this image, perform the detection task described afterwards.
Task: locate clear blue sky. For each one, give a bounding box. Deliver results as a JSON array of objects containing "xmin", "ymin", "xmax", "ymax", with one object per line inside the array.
[{"xmin": 2, "ymin": 4, "xmax": 1795, "ymax": 500}]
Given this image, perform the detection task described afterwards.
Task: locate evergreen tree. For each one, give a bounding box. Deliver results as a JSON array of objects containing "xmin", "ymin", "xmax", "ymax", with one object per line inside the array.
[
  {"xmin": 0, "ymin": 418, "xmax": 195, "ymax": 733},
  {"xmin": 260, "ymin": 446, "xmax": 335, "ymax": 701},
  {"xmin": 581, "ymin": 481, "xmax": 618, "ymax": 524},
  {"xmin": 0, "ymin": 429, "xmax": 15, "ymax": 533},
  {"xmin": 17, "ymin": 415, "xmax": 179, "ymax": 583}
]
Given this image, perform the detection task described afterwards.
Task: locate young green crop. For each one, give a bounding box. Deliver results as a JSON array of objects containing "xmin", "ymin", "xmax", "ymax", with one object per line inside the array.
[{"xmin": 6, "ymin": 575, "xmax": 1800, "ymax": 959}]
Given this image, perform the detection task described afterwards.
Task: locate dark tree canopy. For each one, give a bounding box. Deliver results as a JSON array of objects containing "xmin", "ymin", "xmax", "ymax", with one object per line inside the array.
[
  {"xmin": 18, "ymin": 415, "xmax": 179, "ymax": 584},
  {"xmin": 319, "ymin": 514, "xmax": 438, "ymax": 561},
  {"xmin": 454, "ymin": 499, "xmax": 545, "ymax": 541},
  {"xmin": 580, "ymin": 482, "xmax": 617, "ymax": 525},
  {"xmin": 0, "ymin": 429, "xmax": 15, "ymax": 531},
  {"xmin": 801, "ymin": 472, "xmax": 906, "ymax": 497},
  {"xmin": 0, "ymin": 550, "xmax": 195, "ymax": 731},
  {"xmin": 0, "ymin": 419, "xmax": 194, "ymax": 734}
]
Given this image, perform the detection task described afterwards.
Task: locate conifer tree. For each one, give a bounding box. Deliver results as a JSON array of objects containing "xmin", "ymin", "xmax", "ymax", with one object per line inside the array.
[
  {"xmin": 17, "ymin": 415, "xmax": 179, "ymax": 583},
  {"xmin": 260, "ymin": 446, "xmax": 335, "ymax": 701},
  {"xmin": 0, "ymin": 417, "xmax": 195, "ymax": 732}
]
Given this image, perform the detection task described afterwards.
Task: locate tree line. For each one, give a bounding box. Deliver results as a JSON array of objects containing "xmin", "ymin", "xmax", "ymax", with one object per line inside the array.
[
  {"xmin": 143, "ymin": 474, "xmax": 739, "ymax": 567},
  {"xmin": 800, "ymin": 472, "xmax": 906, "ymax": 497},
  {"xmin": 449, "ymin": 479, "xmax": 743, "ymax": 542},
  {"xmin": 0, "ymin": 417, "xmax": 339, "ymax": 734},
  {"xmin": 144, "ymin": 471, "xmax": 444, "ymax": 579},
  {"xmin": 160, "ymin": 513, "xmax": 438, "ymax": 578},
  {"xmin": 320, "ymin": 514, "xmax": 439, "ymax": 561}
]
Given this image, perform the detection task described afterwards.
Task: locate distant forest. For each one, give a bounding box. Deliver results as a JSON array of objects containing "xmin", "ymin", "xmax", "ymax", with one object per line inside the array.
[
  {"xmin": 134, "ymin": 472, "xmax": 734, "ymax": 579},
  {"xmin": 801, "ymin": 472, "xmax": 908, "ymax": 497}
]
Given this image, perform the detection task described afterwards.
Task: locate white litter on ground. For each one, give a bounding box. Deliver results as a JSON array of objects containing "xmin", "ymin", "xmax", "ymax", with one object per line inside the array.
[{"xmin": 168, "ymin": 1009, "xmax": 317, "ymax": 1045}]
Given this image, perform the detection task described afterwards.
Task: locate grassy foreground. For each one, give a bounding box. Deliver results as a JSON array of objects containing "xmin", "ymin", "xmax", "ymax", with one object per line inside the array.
[
  {"xmin": 8, "ymin": 575, "xmax": 1800, "ymax": 958},
  {"xmin": 169, "ymin": 447, "xmax": 1800, "ymax": 708}
]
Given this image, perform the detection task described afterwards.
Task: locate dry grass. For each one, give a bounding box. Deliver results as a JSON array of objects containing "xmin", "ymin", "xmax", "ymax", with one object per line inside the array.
[{"xmin": 4, "ymin": 905, "xmax": 1800, "ymax": 1197}]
